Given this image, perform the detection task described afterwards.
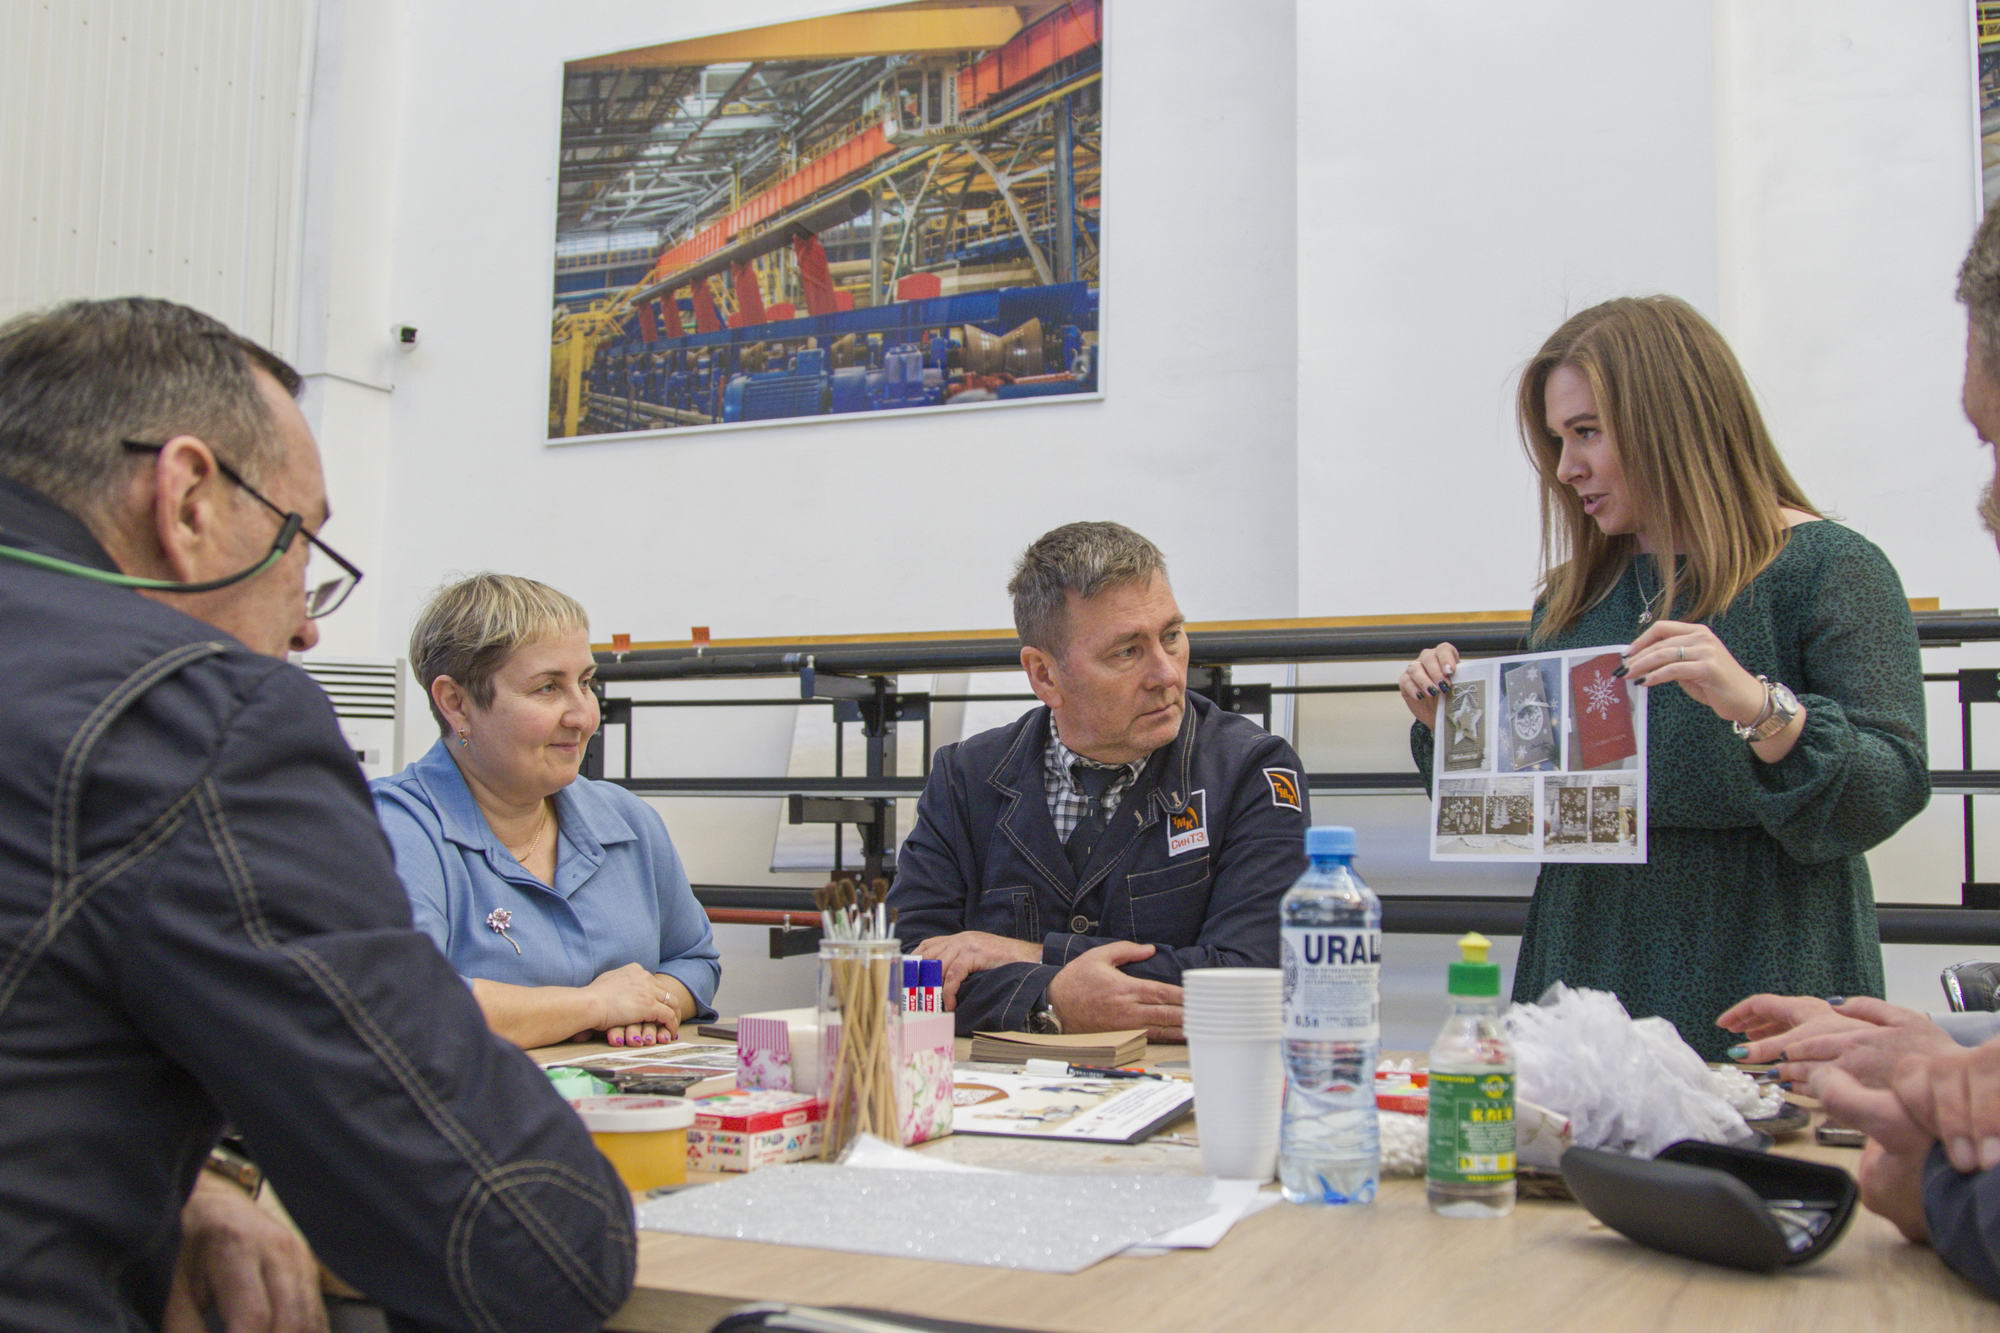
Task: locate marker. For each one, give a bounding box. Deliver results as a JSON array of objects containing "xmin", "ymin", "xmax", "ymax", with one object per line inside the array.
[
  {"xmin": 1068, "ymin": 1065, "xmax": 1163, "ymax": 1080},
  {"xmin": 902, "ymin": 957, "xmax": 920, "ymax": 1012}
]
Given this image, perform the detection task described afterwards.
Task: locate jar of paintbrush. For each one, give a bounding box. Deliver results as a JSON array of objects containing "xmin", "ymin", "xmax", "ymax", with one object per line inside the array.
[{"xmin": 815, "ymin": 878, "xmax": 903, "ymax": 1160}]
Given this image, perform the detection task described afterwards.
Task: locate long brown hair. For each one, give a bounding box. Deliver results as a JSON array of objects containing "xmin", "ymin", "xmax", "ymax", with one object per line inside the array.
[{"xmin": 1519, "ymin": 296, "xmax": 1815, "ymax": 642}]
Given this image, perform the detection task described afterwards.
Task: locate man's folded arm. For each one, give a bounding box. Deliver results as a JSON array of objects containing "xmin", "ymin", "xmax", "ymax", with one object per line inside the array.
[
  {"xmin": 1039, "ymin": 748, "xmax": 1308, "ymax": 983},
  {"xmin": 116, "ymin": 667, "xmax": 634, "ymax": 1333}
]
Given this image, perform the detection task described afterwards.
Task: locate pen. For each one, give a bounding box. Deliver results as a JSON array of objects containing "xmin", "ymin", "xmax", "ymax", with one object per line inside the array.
[{"xmin": 1069, "ymin": 1065, "xmax": 1162, "ymax": 1080}]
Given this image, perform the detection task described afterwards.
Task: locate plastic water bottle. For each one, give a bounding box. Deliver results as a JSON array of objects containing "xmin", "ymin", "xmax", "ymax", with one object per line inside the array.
[
  {"xmin": 1427, "ymin": 932, "xmax": 1516, "ymax": 1217},
  {"xmin": 1279, "ymin": 825, "xmax": 1381, "ymax": 1205}
]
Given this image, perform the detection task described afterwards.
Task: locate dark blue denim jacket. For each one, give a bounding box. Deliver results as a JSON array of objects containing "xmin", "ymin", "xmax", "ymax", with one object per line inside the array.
[
  {"xmin": 891, "ymin": 692, "xmax": 1310, "ymax": 1032},
  {"xmin": 0, "ymin": 479, "xmax": 632, "ymax": 1332}
]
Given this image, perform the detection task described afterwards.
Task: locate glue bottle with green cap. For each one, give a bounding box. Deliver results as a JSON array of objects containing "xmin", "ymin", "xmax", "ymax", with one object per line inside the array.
[{"xmin": 1426, "ymin": 932, "xmax": 1515, "ymax": 1217}]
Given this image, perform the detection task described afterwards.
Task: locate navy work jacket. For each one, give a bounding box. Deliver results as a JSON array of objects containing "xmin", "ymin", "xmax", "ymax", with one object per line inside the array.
[
  {"xmin": 0, "ymin": 479, "xmax": 633, "ymax": 1332},
  {"xmin": 891, "ymin": 691, "xmax": 1311, "ymax": 1032}
]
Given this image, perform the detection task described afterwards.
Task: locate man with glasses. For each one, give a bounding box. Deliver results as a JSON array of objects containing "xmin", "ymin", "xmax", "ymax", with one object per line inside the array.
[{"xmin": 0, "ymin": 298, "xmax": 633, "ymax": 1332}]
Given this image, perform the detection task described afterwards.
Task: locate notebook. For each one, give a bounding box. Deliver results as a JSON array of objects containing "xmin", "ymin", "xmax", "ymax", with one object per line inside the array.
[{"xmin": 967, "ymin": 1028, "xmax": 1147, "ymax": 1066}]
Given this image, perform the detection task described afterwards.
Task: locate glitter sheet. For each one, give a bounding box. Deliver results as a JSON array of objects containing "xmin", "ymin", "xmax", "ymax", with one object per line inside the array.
[{"xmin": 637, "ymin": 1164, "xmax": 1219, "ymax": 1273}]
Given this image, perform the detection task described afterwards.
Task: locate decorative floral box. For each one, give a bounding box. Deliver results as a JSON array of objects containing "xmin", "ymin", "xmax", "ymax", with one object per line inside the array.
[
  {"xmin": 737, "ymin": 1008, "xmax": 820, "ymax": 1094},
  {"xmin": 896, "ymin": 1010, "xmax": 955, "ymax": 1146},
  {"xmin": 686, "ymin": 1089, "xmax": 823, "ymax": 1172}
]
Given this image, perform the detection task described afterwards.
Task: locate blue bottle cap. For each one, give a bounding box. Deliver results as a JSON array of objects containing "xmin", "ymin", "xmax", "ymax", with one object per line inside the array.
[
  {"xmin": 1306, "ymin": 825, "xmax": 1356, "ymax": 856},
  {"xmin": 920, "ymin": 958, "xmax": 943, "ymax": 986},
  {"xmin": 904, "ymin": 958, "xmax": 920, "ymax": 989}
]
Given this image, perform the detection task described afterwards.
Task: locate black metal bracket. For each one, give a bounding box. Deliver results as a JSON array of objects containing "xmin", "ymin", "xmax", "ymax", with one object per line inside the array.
[
  {"xmin": 768, "ymin": 917, "xmax": 823, "ymax": 959},
  {"xmin": 1964, "ymin": 671, "xmax": 2000, "ymax": 904},
  {"xmin": 800, "ymin": 665, "xmax": 906, "ymax": 881},
  {"xmin": 787, "ymin": 795, "xmax": 881, "ymax": 826},
  {"xmin": 581, "ymin": 682, "xmax": 623, "ymax": 780},
  {"xmin": 1967, "ymin": 884, "xmax": 2000, "ymax": 911},
  {"xmin": 800, "ymin": 664, "xmax": 878, "ymax": 701}
]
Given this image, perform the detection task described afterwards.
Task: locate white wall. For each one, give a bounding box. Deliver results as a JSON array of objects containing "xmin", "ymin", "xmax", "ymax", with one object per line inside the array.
[
  {"xmin": 0, "ymin": 0, "xmax": 313, "ymax": 344},
  {"xmin": 1296, "ymin": 0, "xmax": 1720, "ymax": 620},
  {"xmin": 366, "ymin": 0, "xmax": 1299, "ymax": 657}
]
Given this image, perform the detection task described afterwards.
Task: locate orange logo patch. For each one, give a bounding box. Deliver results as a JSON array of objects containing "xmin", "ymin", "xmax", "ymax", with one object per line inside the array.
[
  {"xmin": 1166, "ymin": 790, "xmax": 1209, "ymax": 856},
  {"xmin": 1264, "ymin": 767, "xmax": 1302, "ymax": 811}
]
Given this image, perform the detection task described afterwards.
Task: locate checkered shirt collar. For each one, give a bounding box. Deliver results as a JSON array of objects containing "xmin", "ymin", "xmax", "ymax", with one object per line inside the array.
[{"xmin": 1043, "ymin": 719, "xmax": 1146, "ymax": 842}]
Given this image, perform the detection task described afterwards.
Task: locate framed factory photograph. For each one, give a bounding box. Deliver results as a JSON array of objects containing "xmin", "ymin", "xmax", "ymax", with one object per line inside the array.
[{"xmin": 549, "ymin": 0, "xmax": 1105, "ymax": 442}]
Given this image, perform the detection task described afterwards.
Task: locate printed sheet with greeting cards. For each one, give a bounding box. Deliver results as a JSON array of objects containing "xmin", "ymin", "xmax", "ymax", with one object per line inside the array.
[{"xmin": 1430, "ymin": 644, "xmax": 1647, "ymax": 864}]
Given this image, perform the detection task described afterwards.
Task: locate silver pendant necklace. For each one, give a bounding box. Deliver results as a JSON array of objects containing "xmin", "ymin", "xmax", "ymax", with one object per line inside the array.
[{"xmin": 1634, "ymin": 563, "xmax": 1666, "ymax": 627}]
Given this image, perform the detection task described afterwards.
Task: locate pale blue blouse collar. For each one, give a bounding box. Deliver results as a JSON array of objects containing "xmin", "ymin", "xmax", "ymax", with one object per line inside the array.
[{"xmin": 407, "ymin": 738, "xmax": 640, "ymax": 862}]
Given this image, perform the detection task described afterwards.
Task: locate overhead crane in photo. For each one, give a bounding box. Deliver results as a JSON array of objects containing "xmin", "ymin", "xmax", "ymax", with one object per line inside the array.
[{"xmin": 549, "ymin": 0, "xmax": 1103, "ymax": 439}]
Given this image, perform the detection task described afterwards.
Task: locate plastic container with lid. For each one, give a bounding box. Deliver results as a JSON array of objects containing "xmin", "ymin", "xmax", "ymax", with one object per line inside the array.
[
  {"xmin": 570, "ymin": 1095, "xmax": 696, "ymax": 1191},
  {"xmin": 1426, "ymin": 932, "xmax": 1516, "ymax": 1217}
]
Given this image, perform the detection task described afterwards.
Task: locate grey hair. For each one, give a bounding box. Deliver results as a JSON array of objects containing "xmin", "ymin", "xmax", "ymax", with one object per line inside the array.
[
  {"xmin": 1960, "ymin": 208, "xmax": 2000, "ymax": 382},
  {"xmin": 409, "ymin": 573, "xmax": 591, "ymax": 733},
  {"xmin": 0, "ymin": 297, "xmax": 301, "ymax": 525},
  {"xmin": 1007, "ymin": 521, "xmax": 1167, "ymax": 658}
]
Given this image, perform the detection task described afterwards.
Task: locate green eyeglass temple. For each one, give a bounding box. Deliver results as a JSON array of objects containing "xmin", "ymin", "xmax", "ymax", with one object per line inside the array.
[
  {"xmin": 121, "ymin": 440, "xmax": 363, "ymax": 618},
  {"xmin": 0, "ymin": 442, "xmax": 361, "ymax": 616}
]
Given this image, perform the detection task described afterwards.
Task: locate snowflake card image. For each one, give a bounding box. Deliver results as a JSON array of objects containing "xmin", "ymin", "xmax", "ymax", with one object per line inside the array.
[{"xmin": 1567, "ymin": 652, "xmax": 1636, "ymax": 770}]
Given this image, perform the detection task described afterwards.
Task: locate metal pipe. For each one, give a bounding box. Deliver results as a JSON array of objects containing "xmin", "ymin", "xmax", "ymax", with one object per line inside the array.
[
  {"xmin": 685, "ymin": 885, "xmax": 2000, "ymax": 946},
  {"xmin": 1055, "ymin": 93, "xmax": 1075, "ymax": 283},
  {"xmin": 596, "ymin": 614, "xmax": 2000, "ymax": 679}
]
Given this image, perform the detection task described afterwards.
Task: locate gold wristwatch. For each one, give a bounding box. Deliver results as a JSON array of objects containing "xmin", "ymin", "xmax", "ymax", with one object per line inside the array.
[{"xmin": 203, "ymin": 1137, "xmax": 263, "ymax": 1198}]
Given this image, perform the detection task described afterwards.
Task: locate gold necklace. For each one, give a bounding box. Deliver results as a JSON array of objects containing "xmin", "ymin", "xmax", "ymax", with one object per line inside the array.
[{"xmin": 502, "ymin": 802, "xmax": 551, "ymax": 863}]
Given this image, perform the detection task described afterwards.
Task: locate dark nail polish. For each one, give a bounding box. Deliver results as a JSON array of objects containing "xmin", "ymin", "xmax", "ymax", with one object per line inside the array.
[
  {"xmin": 1779, "ymin": 1080, "xmax": 1795, "ymax": 1092},
  {"xmin": 1427, "ymin": 686, "xmax": 1438, "ymax": 696},
  {"xmin": 1611, "ymin": 665, "xmax": 1629, "ymax": 679},
  {"xmin": 1632, "ymin": 676, "xmax": 1647, "ymax": 686},
  {"xmin": 1823, "ymin": 995, "xmax": 1847, "ymax": 1006}
]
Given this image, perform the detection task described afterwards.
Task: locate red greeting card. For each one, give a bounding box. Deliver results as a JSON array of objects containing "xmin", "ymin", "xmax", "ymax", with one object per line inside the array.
[{"xmin": 1570, "ymin": 652, "xmax": 1636, "ymax": 769}]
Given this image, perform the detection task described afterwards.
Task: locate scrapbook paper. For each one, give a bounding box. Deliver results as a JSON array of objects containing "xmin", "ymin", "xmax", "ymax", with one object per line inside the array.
[{"xmin": 1431, "ymin": 642, "xmax": 1646, "ymax": 864}]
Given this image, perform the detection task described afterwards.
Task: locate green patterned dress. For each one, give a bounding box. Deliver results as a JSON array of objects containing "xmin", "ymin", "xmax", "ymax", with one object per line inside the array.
[{"xmin": 1414, "ymin": 521, "xmax": 1929, "ymax": 1059}]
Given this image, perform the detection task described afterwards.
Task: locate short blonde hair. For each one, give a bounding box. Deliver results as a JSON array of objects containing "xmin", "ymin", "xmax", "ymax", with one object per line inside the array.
[{"xmin": 409, "ymin": 573, "xmax": 590, "ymax": 733}]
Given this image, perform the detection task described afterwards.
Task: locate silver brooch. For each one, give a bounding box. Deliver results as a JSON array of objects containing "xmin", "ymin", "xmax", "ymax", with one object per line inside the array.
[{"xmin": 485, "ymin": 907, "xmax": 522, "ymax": 955}]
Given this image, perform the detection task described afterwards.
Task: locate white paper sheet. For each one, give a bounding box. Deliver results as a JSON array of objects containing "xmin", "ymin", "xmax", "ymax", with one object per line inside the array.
[{"xmin": 840, "ymin": 1136, "xmax": 1277, "ymax": 1256}]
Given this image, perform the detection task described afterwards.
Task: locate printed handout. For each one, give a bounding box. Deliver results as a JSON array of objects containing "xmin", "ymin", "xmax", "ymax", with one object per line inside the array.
[{"xmin": 1431, "ymin": 644, "xmax": 1646, "ymax": 864}]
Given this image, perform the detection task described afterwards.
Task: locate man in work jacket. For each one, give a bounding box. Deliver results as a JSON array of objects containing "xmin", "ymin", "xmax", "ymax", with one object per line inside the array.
[
  {"xmin": 891, "ymin": 521, "xmax": 1310, "ymax": 1037},
  {"xmin": 0, "ymin": 298, "xmax": 633, "ymax": 1332}
]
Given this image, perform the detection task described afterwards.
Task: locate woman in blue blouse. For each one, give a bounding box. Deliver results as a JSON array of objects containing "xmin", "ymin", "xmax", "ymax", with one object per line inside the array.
[{"xmin": 373, "ymin": 573, "xmax": 720, "ymax": 1049}]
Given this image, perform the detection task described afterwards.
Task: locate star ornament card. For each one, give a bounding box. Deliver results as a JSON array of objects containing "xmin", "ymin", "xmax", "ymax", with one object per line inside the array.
[{"xmin": 1429, "ymin": 644, "xmax": 1647, "ymax": 864}]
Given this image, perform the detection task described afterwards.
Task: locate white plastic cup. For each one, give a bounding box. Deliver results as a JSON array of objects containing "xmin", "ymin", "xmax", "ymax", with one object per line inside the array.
[{"xmin": 1188, "ymin": 1033, "xmax": 1284, "ymax": 1181}]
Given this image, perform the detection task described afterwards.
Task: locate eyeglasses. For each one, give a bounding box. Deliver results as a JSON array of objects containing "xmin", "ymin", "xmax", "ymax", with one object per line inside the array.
[{"xmin": 122, "ymin": 441, "xmax": 363, "ymax": 618}]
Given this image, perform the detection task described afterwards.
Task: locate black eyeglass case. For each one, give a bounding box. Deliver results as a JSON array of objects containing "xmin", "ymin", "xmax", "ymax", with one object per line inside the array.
[{"xmin": 1560, "ymin": 1139, "xmax": 1859, "ymax": 1271}]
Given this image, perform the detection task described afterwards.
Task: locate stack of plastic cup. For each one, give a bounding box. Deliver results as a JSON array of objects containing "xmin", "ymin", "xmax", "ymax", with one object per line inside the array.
[{"xmin": 1181, "ymin": 967, "xmax": 1285, "ymax": 1181}]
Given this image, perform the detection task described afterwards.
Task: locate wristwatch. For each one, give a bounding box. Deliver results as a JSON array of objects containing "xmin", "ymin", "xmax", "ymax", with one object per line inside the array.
[
  {"xmin": 203, "ymin": 1135, "xmax": 263, "ymax": 1198},
  {"xmin": 1029, "ymin": 993, "xmax": 1063, "ymax": 1034},
  {"xmin": 1731, "ymin": 676, "xmax": 1801, "ymax": 743}
]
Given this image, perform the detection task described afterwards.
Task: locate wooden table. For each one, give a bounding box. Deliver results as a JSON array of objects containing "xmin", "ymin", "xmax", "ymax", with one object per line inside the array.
[{"xmin": 534, "ymin": 1042, "xmax": 1996, "ymax": 1333}]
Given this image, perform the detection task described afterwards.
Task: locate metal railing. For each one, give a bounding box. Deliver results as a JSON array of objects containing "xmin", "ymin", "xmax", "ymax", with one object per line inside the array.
[{"xmin": 589, "ymin": 610, "xmax": 2000, "ymax": 948}]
